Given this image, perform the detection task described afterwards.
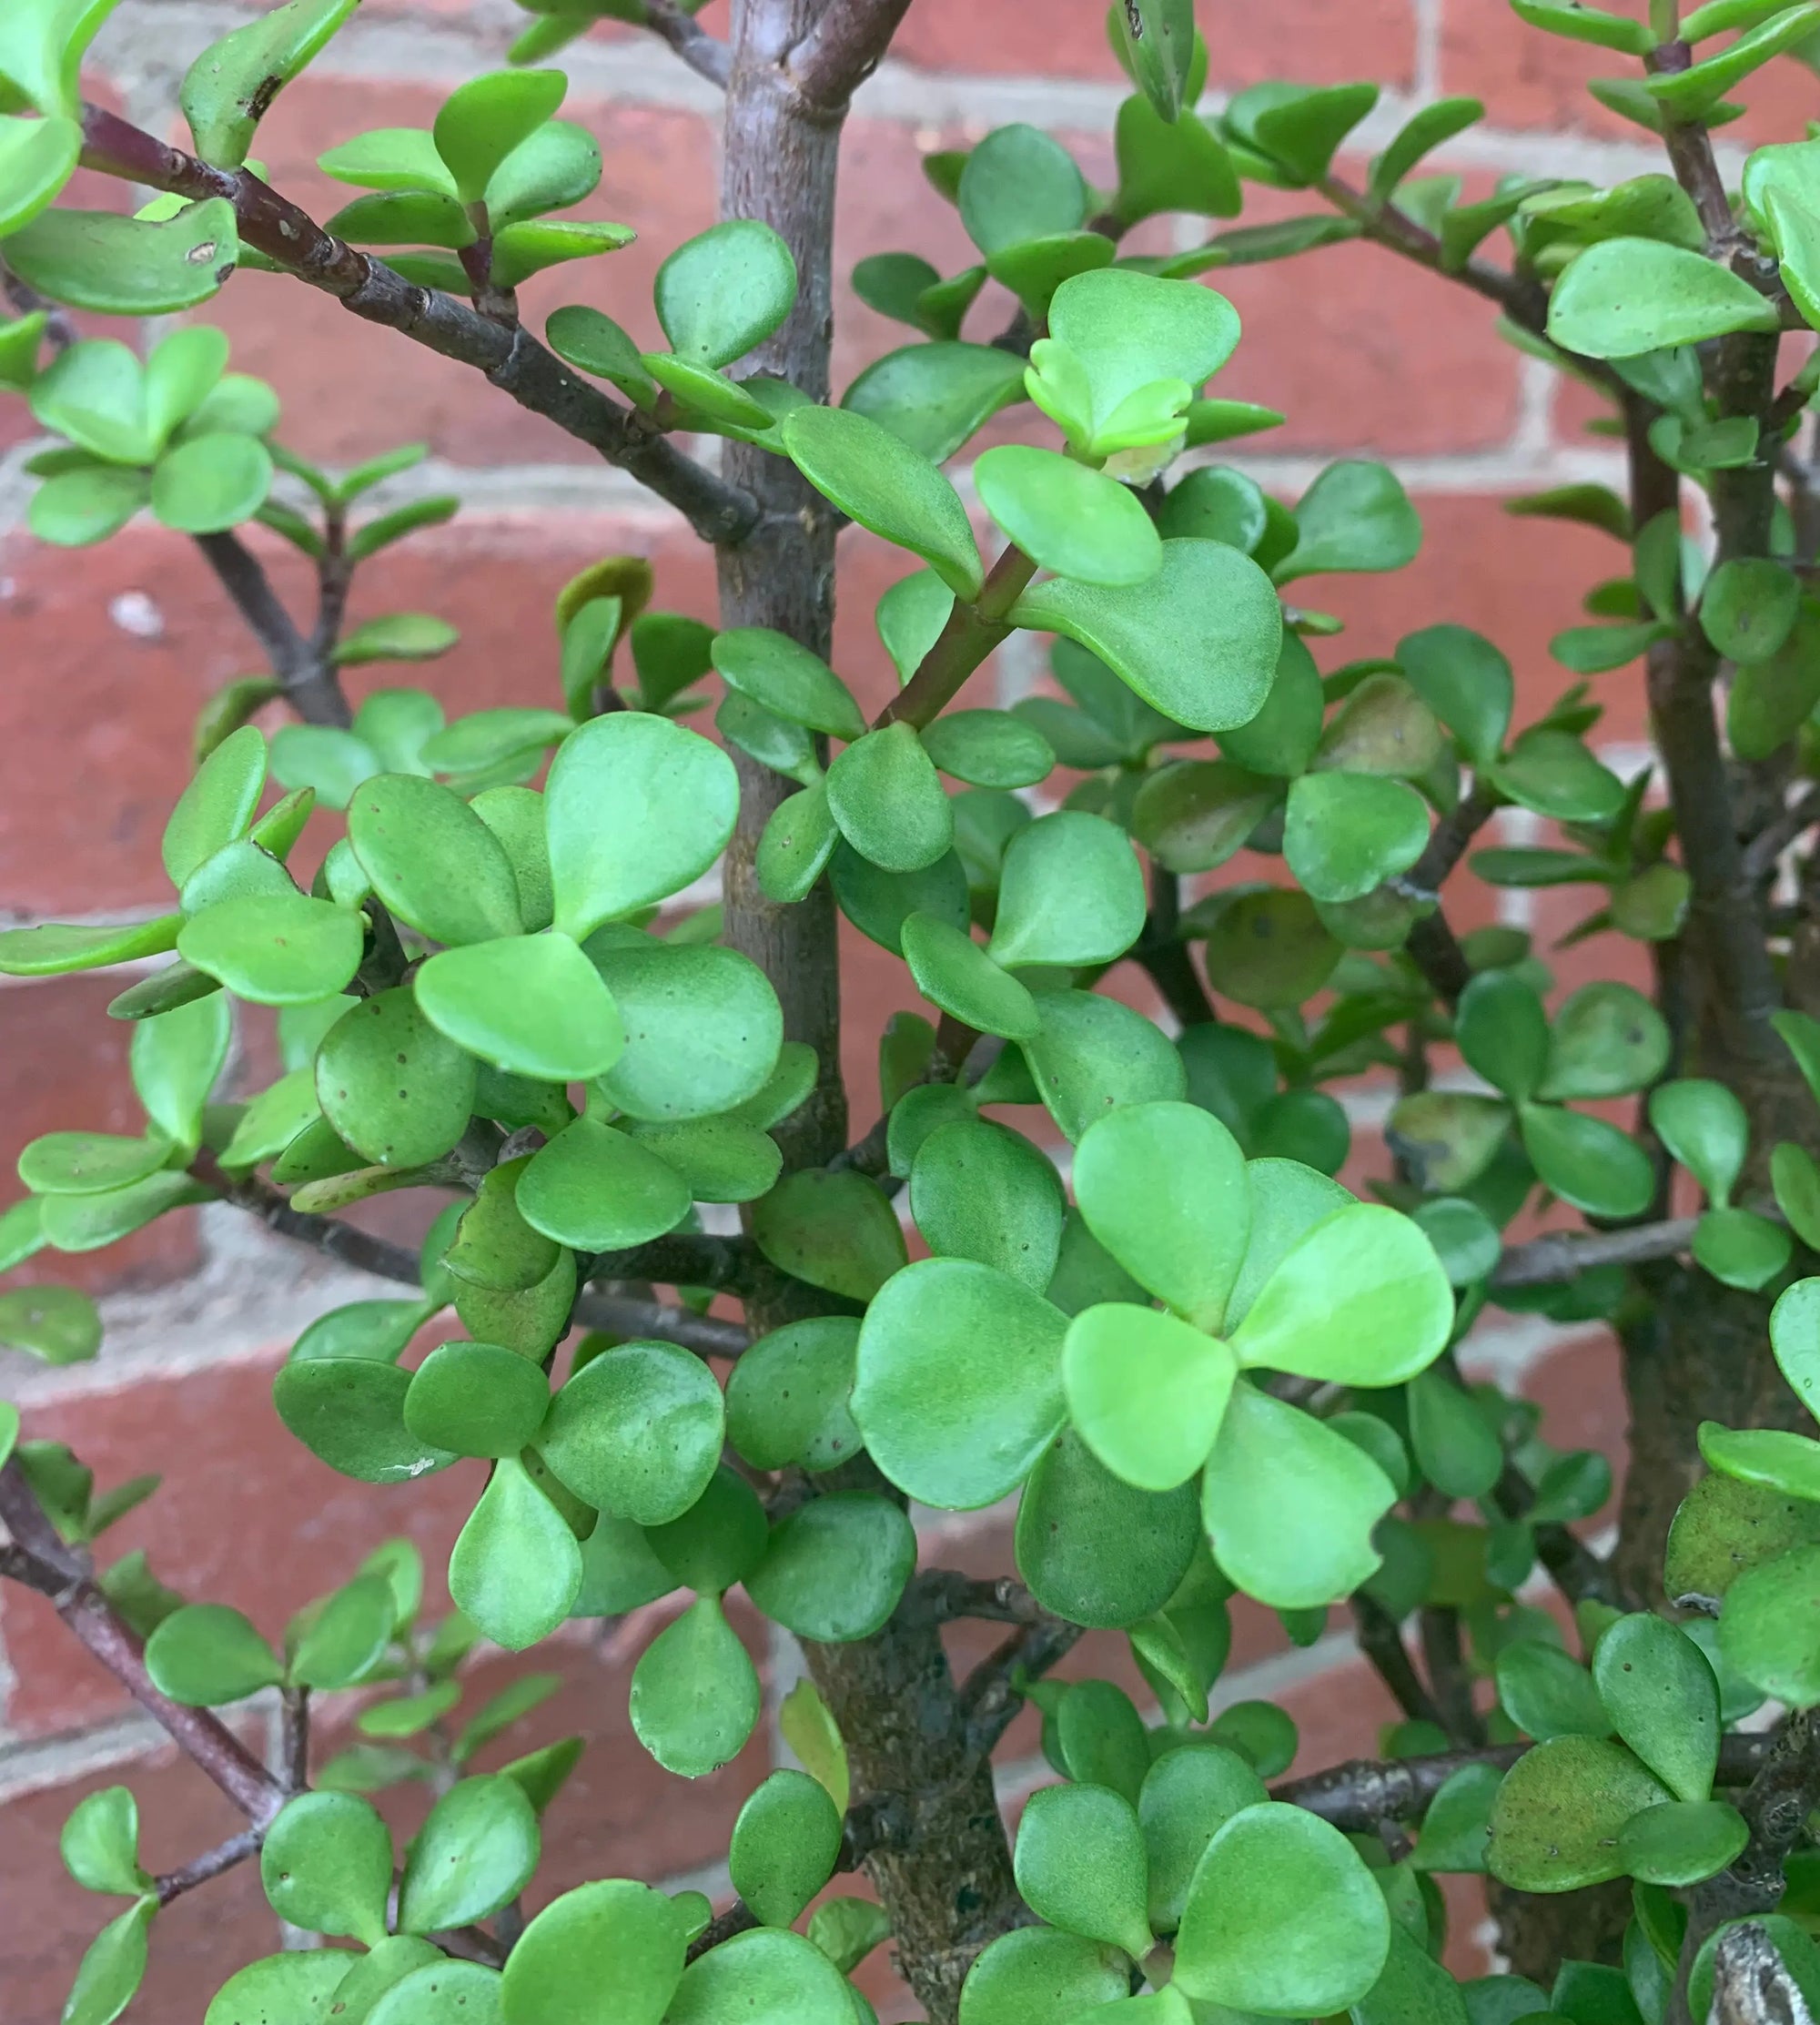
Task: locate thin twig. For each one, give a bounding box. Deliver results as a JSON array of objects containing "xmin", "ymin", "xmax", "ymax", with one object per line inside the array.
[
  {"xmin": 787, "ymin": 0, "xmax": 915, "ymax": 109},
  {"xmin": 686, "ymin": 1899, "xmax": 759, "ymax": 1962},
  {"xmin": 910, "ymin": 1572, "xmax": 1052, "ymax": 1626},
  {"xmin": 958, "ymin": 1615, "xmax": 1085, "ymax": 1757},
  {"xmin": 0, "ymin": 1461, "xmax": 287, "ymax": 1826},
  {"xmin": 1743, "ymin": 784, "xmax": 1820, "ymax": 883},
  {"xmin": 279, "ymin": 1685, "xmax": 309, "ymax": 1793},
  {"xmin": 1351, "ymin": 1595, "xmax": 1446, "ymax": 1731},
  {"xmin": 155, "ymin": 1828, "xmax": 263, "ymax": 1907},
  {"xmin": 644, "ymin": 0, "xmax": 733, "ymax": 85},
  {"xmin": 76, "ymin": 105, "xmax": 758, "ymax": 547},
  {"xmin": 194, "ymin": 531, "xmax": 349, "ymax": 728},
  {"xmin": 1492, "ymin": 1215, "xmax": 1699, "ymax": 1288}
]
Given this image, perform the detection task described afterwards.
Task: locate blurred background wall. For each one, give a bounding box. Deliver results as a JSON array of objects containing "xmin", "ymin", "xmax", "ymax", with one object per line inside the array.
[{"xmin": 3, "ymin": 0, "xmax": 1802, "ymax": 2012}]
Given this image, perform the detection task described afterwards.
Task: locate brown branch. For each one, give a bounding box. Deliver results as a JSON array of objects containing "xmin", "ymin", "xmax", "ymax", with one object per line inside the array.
[
  {"xmin": 645, "ymin": 0, "xmax": 733, "ymax": 84},
  {"xmin": 76, "ymin": 105, "xmax": 758, "ymax": 547},
  {"xmin": 787, "ymin": 0, "xmax": 915, "ymax": 109},
  {"xmin": 0, "ymin": 1460, "xmax": 287, "ymax": 1826},
  {"xmin": 875, "ymin": 544, "xmax": 1039, "ymax": 733},
  {"xmin": 958, "ymin": 1615, "xmax": 1085, "ymax": 1756},
  {"xmin": 910, "ymin": 1572, "xmax": 1052, "ymax": 1626},
  {"xmin": 194, "ymin": 530, "xmax": 349, "ymax": 729},
  {"xmin": 1492, "ymin": 1214, "xmax": 1699, "ymax": 1287},
  {"xmin": 155, "ymin": 1828, "xmax": 262, "ymax": 1907},
  {"xmin": 1351, "ymin": 1595, "xmax": 1446, "ymax": 1731},
  {"xmin": 279, "ymin": 1684, "xmax": 309, "ymax": 1792},
  {"xmin": 686, "ymin": 1899, "xmax": 760, "ymax": 1962},
  {"xmin": 1135, "ymin": 864, "xmax": 1217, "ymax": 1028},
  {"xmin": 1274, "ymin": 1732, "xmax": 1773, "ymax": 1834},
  {"xmin": 1743, "ymin": 783, "xmax": 1820, "ymax": 883}
]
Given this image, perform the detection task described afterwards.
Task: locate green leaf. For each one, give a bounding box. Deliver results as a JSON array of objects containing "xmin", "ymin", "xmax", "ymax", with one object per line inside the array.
[
  {"xmin": 405, "ymin": 1341, "xmax": 549, "ymax": 1460},
  {"xmin": 347, "ymin": 774, "xmax": 523, "ymax": 946},
  {"xmin": 900, "ymin": 912, "xmax": 1039, "ymax": 1042},
  {"xmin": 1521, "ymin": 1103, "xmax": 1655, "ymax": 1219},
  {"xmin": 1617, "ymin": 1797, "xmax": 1749, "ymax": 1887},
  {"xmin": 1698, "ymin": 1419, "xmax": 1820, "ymax": 1500},
  {"xmin": 1511, "ymin": 0, "xmax": 1653, "ymax": 48},
  {"xmin": 399, "ymin": 1774, "xmax": 540, "ymax": 1932},
  {"xmin": 1113, "ymin": 0, "xmax": 1198, "ymax": 120},
  {"xmin": 1538, "ymin": 981, "xmax": 1670, "ymax": 1100},
  {"xmin": 1283, "ymin": 771, "xmax": 1429, "ymax": 904},
  {"xmin": 541, "ymin": 1339, "xmax": 724, "ymax": 1524},
  {"xmin": 274, "ymin": 1357, "xmax": 457, "ymax": 1484},
  {"xmin": 725, "ymin": 1318, "xmax": 859, "ymax": 1474},
  {"xmin": 1700, "ymin": 557, "xmax": 1801, "ymax": 664},
  {"xmin": 1202, "ymin": 1383, "xmax": 1397, "ymax": 1606},
  {"xmin": 1486, "ymin": 1735, "xmax": 1672, "ymax": 1889},
  {"xmin": 0, "ymin": 914, "xmax": 183, "ymax": 978},
  {"xmin": 163, "ymin": 724, "xmax": 268, "ymax": 889},
  {"xmin": 1012, "ymin": 538, "xmax": 1281, "ymax": 734},
  {"xmin": 499, "ymin": 1879, "xmax": 685, "ymax": 2025},
  {"xmin": 6, "ymin": 199, "xmax": 238, "ymax": 314},
  {"xmin": 664, "ymin": 1926, "xmax": 856, "ymax": 2025},
  {"xmin": 976, "ymin": 446, "xmax": 1161, "ymax": 588},
  {"xmin": 752, "ymin": 1167, "xmax": 908, "ymax": 1301},
  {"xmin": 1650, "ymin": 1078, "xmax": 1747, "ymax": 1205},
  {"xmin": 64, "ymin": 1900, "xmax": 154, "ymax": 2025},
  {"xmin": 18, "ymin": 1131, "xmax": 171, "ymax": 1197},
  {"xmin": 1230, "ymin": 1201, "xmax": 1452, "ymax": 1385},
  {"xmin": 843, "ymin": 339, "xmax": 1028, "ymax": 464},
  {"xmin": 62, "ymin": 1787, "xmax": 147, "ymax": 1898},
  {"xmin": 745, "ymin": 1491, "xmax": 915, "ymax": 1643},
  {"xmin": 987, "ymin": 810, "xmax": 1147, "ymax": 969},
  {"xmin": 259, "ymin": 1791, "xmax": 392, "ymax": 1945},
  {"xmin": 1594, "ymin": 1612, "xmax": 1723, "ymax": 1802},
  {"xmin": 654, "ymin": 218, "xmax": 797, "ymax": 367},
  {"xmin": 1274, "ymin": 461, "xmax": 1421, "ymax": 583},
  {"xmin": 289, "ymin": 1573, "xmax": 395, "ymax": 1689},
  {"xmin": 449, "ymin": 1456, "xmax": 581, "ymax": 1651},
  {"xmin": 825, "ymin": 723, "xmax": 954, "ymax": 874},
  {"xmin": 630, "ymin": 1592, "xmax": 761, "ymax": 1777},
  {"xmin": 957, "ymin": 1928, "xmax": 1128, "ymax": 2025},
  {"xmin": 1410, "ymin": 1368, "xmax": 1505, "ymax": 1499},
  {"xmin": 729, "ymin": 1770, "xmax": 844, "ymax": 1928},
  {"xmin": 1015, "ymin": 1783, "xmax": 1152, "ymax": 1958},
  {"xmin": 150, "ymin": 433, "xmax": 271, "ymax": 535},
  {"xmin": 1694, "ymin": 1205, "xmax": 1791, "ymax": 1291},
  {"xmin": 1456, "ymin": 970, "xmax": 1549, "ymax": 1102},
  {"xmin": 958, "ymin": 123, "xmax": 1087, "ymax": 255},
  {"xmin": 1496, "ymin": 1639, "xmax": 1610, "ymax": 1741},
  {"xmin": 1410, "ymin": 1761, "xmax": 1503, "ymax": 1874},
  {"xmin": 910, "ymin": 1116, "xmax": 1063, "ymax": 1291},
  {"xmin": 0, "ymin": 1284, "xmax": 101, "ymax": 1363},
  {"xmin": 782, "ymin": 404, "xmax": 983, "ymax": 599},
  {"xmin": 1492, "ymin": 727, "xmax": 1625, "ymax": 822},
  {"xmin": 1650, "ymin": 1, "xmax": 1820, "ymax": 114},
  {"xmin": 203, "ymin": 1951, "xmax": 354, "ymax": 2025},
  {"xmin": 711, "ymin": 627, "xmax": 864, "ymax": 741},
  {"xmin": 920, "ymin": 710, "xmax": 1054, "ymax": 792},
  {"xmin": 27, "ymin": 461, "xmax": 148, "ymax": 547},
  {"xmin": 854, "ymin": 1257, "xmax": 1067, "ymax": 1508},
  {"xmin": 366, "ymin": 1960, "xmax": 504, "ymax": 2021},
  {"xmin": 1072, "ymin": 1099, "xmax": 1249, "ymax": 1329},
  {"xmin": 545, "ymin": 713, "xmax": 737, "ymax": 941},
  {"xmin": 144, "ymin": 1601, "xmax": 281, "ymax": 1705},
  {"xmin": 1370, "ymin": 96, "xmax": 1482, "ymax": 202},
  {"xmin": 333, "ymin": 613, "xmax": 459, "ymax": 668},
  {"xmin": 177, "ymin": 891, "xmax": 363, "ymax": 1006},
  {"xmin": 415, "ymin": 931, "xmax": 624, "ymax": 1082},
  {"xmin": 0, "ymin": 112, "xmax": 80, "ymax": 240},
  {"xmin": 181, "ymin": 0, "xmax": 358, "ymax": 166},
  {"xmin": 517, "ymin": 1115, "xmax": 689, "ymax": 1253},
  {"xmin": 1016, "ymin": 1426, "xmax": 1200, "ymax": 1628},
  {"xmin": 1173, "ymin": 1800, "xmax": 1390, "ymax": 2014},
  {"xmin": 314, "ymin": 988, "xmax": 474, "ymax": 1169},
  {"xmin": 1718, "ymin": 1543, "xmax": 1820, "ymax": 1705},
  {"xmin": 1393, "ymin": 624, "xmax": 1512, "ymax": 771},
  {"xmin": 432, "ymin": 67, "xmax": 565, "ymax": 203},
  {"xmin": 1548, "ymin": 238, "xmax": 1780, "ymax": 358},
  {"xmin": 1025, "ymin": 987, "xmax": 1188, "ymax": 1141}
]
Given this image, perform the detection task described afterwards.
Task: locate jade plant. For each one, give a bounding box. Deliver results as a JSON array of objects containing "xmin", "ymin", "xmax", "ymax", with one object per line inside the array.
[{"xmin": 13, "ymin": 0, "xmax": 1820, "ymax": 2020}]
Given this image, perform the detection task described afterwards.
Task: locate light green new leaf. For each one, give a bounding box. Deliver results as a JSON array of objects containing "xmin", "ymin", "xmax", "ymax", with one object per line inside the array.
[
  {"xmin": 825, "ymin": 723, "xmax": 955, "ymax": 874},
  {"xmin": 1202, "ymin": 1383, "xmax": 1398, "ymax": 1607},
  {"xmin": 259, "ymin": 1792, "xmax": 392, "ymax": 1945},
  {"xmin": 1274, "ymin": 461, "xmax": 1421, "ymax": 583},
  {"xmin": 63, "ymin": 1900, "xmax": 155, "ymax": 2025},
  {"xmin": 975, "ymin": 445, "xmax": 1161, "ymax": 588},
  {"xmin": 62, "ymin": 1787, "xmax": 147, "ymax": 1898},
  {"xmin": 415, "ymin": 931, "xmax": 624, "ymax": 1082},
  {"xmin": 348, "ymin": 774, "xmax": 523, "ymax": 947},
  {"xmin": 499, "ymin": 1879, "xmax": 685, "ymax": 2025},
  {"xmin": 144, "ymin": 1602, "xmax": 282, "ymax": 1706},
  {"xmin": 1065, "ymin": 1304, "xmax": 1238, "ymax": 1491},
  {"xmin": 433, "ymin": 67, "xmax": 565, "ymax": 203},
  {"xmin": 399, "ymin": 1775, "xmax": 541, "ymax": 1933},
  {"xmin": 1015, "ymin": 1783, "xmax": 1152, "ymax": 1959},
  {"xmin": 630, "ymin": 1593, "xmax": 762, "ymax": 1777},
  {"xmin": 654, "ymin": 218, "xmax": 797, "ymax": 368}
]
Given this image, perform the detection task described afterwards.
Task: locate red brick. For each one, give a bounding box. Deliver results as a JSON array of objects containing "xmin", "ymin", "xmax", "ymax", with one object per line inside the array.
[
  {"xmin": 1518, "ymin": 1328, "xmax": 1627, "ymax": 1489},
  {"xmin": 3, "ymin": 1350, "xmax": 483, "ymax": 1736},
  {"xmin": 0, "ymin": 976, "xmax": 203, "ymax": 1299},
  {"xmin": 890, "ymin": 0, "xmax": 1420, "ymax": 92},
  {"xmin": 1437, "ymin": 0, "xmax": 1819, "ymax": 144}
]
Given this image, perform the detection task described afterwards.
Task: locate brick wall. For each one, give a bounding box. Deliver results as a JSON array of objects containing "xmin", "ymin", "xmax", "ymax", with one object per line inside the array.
[{"xmin": 0, "ymin": 0, "xmax": 1785, "ymax": 2013}]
